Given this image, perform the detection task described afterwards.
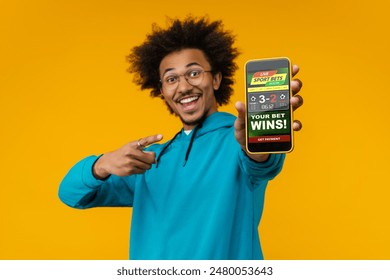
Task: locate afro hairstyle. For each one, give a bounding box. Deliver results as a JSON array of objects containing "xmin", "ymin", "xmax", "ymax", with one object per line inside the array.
[{"xmin": 127, "ymin": 16, "xmax": 240, "ymax": 111}]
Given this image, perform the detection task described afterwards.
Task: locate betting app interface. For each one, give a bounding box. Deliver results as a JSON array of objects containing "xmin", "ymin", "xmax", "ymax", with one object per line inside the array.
[{"xmin": 246, "ymin": 67, "xmax": 291, "ymax": 144}]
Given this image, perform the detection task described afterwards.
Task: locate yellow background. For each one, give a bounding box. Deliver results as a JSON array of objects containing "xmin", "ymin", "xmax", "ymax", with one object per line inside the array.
[{"xmin": 1, "ymin": 0, "xmax": 389, "ymax": 259}]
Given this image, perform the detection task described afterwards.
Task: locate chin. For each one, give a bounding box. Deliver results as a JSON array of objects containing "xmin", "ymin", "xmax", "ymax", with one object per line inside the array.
[{"xmin": 180, "ymin": 113, "xmax": 206, "ymax": 127}]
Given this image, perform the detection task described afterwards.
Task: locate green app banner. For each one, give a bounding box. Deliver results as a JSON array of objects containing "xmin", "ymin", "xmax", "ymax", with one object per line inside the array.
[{"xmin": 248, "ymin": 110, "xmax": 290, "ymax": 137}]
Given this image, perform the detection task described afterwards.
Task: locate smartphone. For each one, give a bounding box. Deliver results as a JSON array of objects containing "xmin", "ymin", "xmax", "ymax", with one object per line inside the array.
[{"xmin": 245, "ymin": 57, "xmax": 293, "ymax": 154}]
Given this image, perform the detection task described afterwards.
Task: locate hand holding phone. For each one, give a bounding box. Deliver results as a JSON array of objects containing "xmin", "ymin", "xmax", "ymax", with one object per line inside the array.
[{"xmin": 245, "ymin": 57, "xmax": 293, "ymax": 154}]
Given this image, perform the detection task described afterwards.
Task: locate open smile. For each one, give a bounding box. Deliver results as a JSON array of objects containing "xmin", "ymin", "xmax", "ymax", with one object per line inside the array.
[
  {"xmin": 174, "ymin": 94, "xmax": 202, "ymax": 112},
  {"xmin": 176, "ymin": 94, "xmax": 201, "ymax": 104},
  {"xmin": 177, "ymin": 95, "xmax": 200, "ymax": 104}
]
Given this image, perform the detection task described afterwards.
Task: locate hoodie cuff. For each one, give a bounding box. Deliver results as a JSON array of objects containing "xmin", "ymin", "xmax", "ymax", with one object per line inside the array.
[
  {"xmin": 81, "ymin": 155, "xmax": 109, "ymax": 189},
  {"xmin": 239, "ymin": 150, "xmax": 286, "ymax": 181}
]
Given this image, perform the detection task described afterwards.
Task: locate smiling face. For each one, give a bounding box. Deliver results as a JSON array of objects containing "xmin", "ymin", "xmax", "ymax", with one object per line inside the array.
[{"xmin": 159, "ymin": 49, "xmax": 222, "ymax": 130}]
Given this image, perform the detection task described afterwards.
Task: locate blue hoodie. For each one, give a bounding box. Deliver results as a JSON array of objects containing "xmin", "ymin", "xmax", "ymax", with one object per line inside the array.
[{"xmin": 59, "ymin": 112, "xmax": 285, "ymax": 260}]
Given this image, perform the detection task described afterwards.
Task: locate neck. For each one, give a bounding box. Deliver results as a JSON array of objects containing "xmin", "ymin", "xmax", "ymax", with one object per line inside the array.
[{"xmin": 181, "ymin": 109, "xmax": 218, "ymax": 130}]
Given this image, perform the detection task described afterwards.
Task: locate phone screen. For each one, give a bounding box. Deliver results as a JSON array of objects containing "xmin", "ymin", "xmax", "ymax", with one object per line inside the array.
[{"xmin": 245, "ymin": 58, "xmax": 293, "ymax": 153}]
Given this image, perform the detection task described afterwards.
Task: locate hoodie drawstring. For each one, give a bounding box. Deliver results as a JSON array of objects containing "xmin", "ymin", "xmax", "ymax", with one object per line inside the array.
[
  {"xmin": 182, "ymin": 123, "xmax": 202, "ymax": 166},
  {"xmin": 155, "ymin": 123, "xmax": 202, "ymax": 168},
  {"xmin": 155, "ymin": 131, "xmax": 180, "ymax": 168}
]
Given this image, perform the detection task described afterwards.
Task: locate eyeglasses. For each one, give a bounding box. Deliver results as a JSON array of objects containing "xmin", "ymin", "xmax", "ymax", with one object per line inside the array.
[{"xmin": 160, "ymin": 69, "xmax": 213, "ymax": 93}]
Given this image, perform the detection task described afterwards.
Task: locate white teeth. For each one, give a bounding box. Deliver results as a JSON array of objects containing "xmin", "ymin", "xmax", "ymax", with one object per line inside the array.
[{"xmin": 179, "ymin": 96, "xmax": 199, "ymax": 104}]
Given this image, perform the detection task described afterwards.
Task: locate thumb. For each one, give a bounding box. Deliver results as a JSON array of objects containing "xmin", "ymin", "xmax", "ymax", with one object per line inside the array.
[
  {"xmin": 234, "ymin": 101, "xmax": 246, "ymax": 147},
  {"xmin": 234, "ymin": 101, "xmax": 246, "ymax": 133},
  {"xmin": 235, "ymin": 101, "xmax": 246, "ymax": 121}
]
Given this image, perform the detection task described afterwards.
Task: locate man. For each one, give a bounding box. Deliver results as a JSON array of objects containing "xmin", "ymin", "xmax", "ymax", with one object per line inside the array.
[{"xmin": 59, "ymin": 16, "xmax": 303, "ymax": 260}]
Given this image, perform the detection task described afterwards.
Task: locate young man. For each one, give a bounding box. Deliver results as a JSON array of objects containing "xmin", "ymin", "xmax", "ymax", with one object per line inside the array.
[{"xmin": 59, "ymin": 16, "xmax": 303, "ymax": 260}]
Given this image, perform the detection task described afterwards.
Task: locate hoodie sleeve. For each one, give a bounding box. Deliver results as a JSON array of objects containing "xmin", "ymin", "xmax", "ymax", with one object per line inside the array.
[
  {"xmin": 238, "ymin": 150, "xmax": 286, "ymax": 189},
  {"xmin": 58, "ymin": 155, "xmax": 135, "ymax": 209}
]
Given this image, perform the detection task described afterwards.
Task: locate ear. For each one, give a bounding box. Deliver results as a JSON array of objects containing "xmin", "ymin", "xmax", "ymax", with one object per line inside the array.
[
  {"xmin": 212, "ymin": 72, "xmax": 222, "ymax": 91},
  {"xmin": 160, "ymin": 88, "xmax": 165, "ymax": 99}
]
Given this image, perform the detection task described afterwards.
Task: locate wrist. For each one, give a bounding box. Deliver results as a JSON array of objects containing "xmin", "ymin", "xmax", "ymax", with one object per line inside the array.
[
  {"xmin": 241, "ymin": 147, "xmax": 270, "ymax": 163},
  {"xmin": 92, "ymin": 155, "xmax": 111, "ymax": 180}
]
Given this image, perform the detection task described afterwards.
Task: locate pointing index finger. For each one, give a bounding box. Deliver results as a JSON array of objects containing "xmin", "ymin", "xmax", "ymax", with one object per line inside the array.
[{"xmin": 138, "ymin": 134, "xmax": 163, "ymax": 148}]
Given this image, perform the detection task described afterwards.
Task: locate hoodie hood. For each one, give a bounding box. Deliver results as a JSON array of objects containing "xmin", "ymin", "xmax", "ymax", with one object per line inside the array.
[
  {"xmin": 190, "ymin": 111, "xmax": 235, "ymax": 138},
  {"xmin": 155, "ymin": 112, "xmax": 236, "ymax": 167}
]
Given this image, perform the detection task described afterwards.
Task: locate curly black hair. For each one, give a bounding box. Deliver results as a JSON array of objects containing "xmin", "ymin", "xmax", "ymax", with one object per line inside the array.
[{"xmin": 127, "ymin": 16, "xmax": 240, "ymax": 110}]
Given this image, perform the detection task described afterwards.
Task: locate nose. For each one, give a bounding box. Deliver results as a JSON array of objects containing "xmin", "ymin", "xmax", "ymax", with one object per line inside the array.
[{"xmin": 176, "ymin": 75, "xmax": 193, "ymax": 93}]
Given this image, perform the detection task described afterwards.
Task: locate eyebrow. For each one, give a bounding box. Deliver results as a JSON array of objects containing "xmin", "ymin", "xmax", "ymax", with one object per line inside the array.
[{"xmin": 161, "ymin": 62, "xmax": 203, "ymax": 76}]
